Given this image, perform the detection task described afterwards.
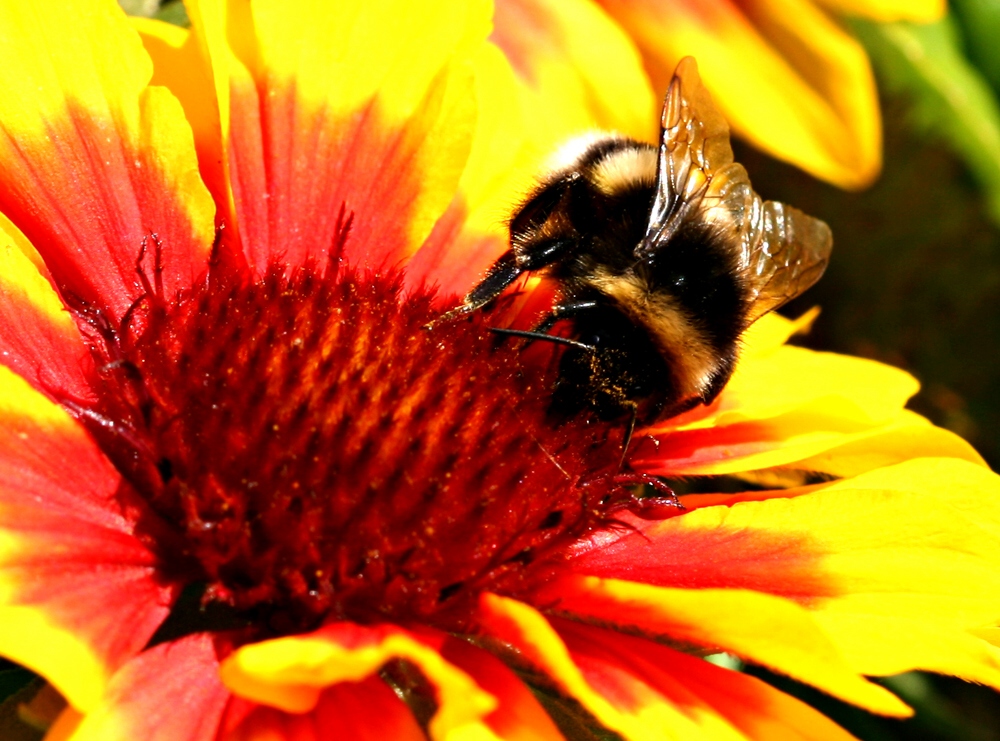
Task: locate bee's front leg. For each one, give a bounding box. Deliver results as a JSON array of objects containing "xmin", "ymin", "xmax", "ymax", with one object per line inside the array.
[{"xmin": 427, "ymin": 250, "xmax": 523, "ymax": 327}]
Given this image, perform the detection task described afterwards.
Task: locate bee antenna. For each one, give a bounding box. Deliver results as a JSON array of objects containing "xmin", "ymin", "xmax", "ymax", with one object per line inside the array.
[{"xmin": 489, "ymin": 327, "xmax": 595, "ymax": 352}]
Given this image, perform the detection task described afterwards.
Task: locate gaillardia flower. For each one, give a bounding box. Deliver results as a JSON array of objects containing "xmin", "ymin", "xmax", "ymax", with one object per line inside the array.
[
  {"xmin": 0, "ymin": 1, "xmax": 997, "ymax": 739},
  {"xmin": 490, "ymin": 0, "xmax": 944, "ymax": 189}
]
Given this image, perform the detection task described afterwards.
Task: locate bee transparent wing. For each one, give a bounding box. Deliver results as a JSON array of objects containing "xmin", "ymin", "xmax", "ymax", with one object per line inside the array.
[
  {"xmin": 636, "ymin": 56, "xmax": 734, "ymax": 258},
  {"xmin": 638, "ymin": 56, "xmax": 832, "ymax": 325},
  {"xmin": 739, "ymin": 200, "xmax": 833, "ymax": 324},
  {"xmin": 683, "ymin": 154, "xmax": 832, "ymax": 325}
]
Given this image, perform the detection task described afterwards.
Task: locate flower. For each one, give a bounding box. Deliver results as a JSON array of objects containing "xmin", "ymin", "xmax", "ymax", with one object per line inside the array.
[
  {"xmin": 0, "ymin": 1, "xmax": 997, "ymax": 739},
  {"xmin": 490, "ymin": 0, "xmax": 945, "ymax": 189}
]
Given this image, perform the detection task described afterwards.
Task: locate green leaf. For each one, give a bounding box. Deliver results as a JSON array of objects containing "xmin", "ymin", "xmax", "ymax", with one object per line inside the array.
[
  {"xmin": 951, "ymin": 0, "xmax": 1000, "ymax": 97},
  {"xmin": 154, "ymin": 0, "xmax": 190, "ymax": 27},
  {"xmin": 851, "ymin": 15, "xmax": 1000, "ymax": 225},
  {"xmin": 116, "ymin": 0, "xmax": 159, "ymax": 17}
]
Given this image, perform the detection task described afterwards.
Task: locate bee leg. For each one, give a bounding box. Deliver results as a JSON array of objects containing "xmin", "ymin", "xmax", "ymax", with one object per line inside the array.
[
  {"xmin": 430, "ymin": 240, "xmax": 578, "ymax": 328},
  {"xmin": 427, "ymin": 250, "xmax": 522, "ymax": 327},
  {"xmin": 580, "ymin": 471, "xmax": 683, "ymax": 520},
  {"xmin": 608, "ymin": 473, "xmax": 684, "ymax": 520},
  {"xmin": 463, "ymin": 250, "xmax": 523, "ymax": 310}
]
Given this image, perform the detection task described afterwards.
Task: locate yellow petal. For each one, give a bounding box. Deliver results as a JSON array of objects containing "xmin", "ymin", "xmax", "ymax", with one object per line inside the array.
[
  {"xmin": 221, "ymin": 623, "xmax": 500, "ymax": 740},
  {"xmin": 636, "ymin": 322, "xmax": 984, "ymax": 476},
  {"xmin": 187, "ymin": 0, "xmax": 487, "ymax": 272},
  {"xmin": 535, "ymin": 575, "xmax": 909, "ymax": 715},
  {"xmin": 575, "ymin": 458, "xmax": 1000, "ymax": 688},
  {"xmin": 477, "ymin": 594, "xmax": 749, "ymax": 740},
  {"xmin": 648, "ymin": 320, "xmax": 917, "ymax": 437},
  {"xmin": 720, "ymin": 345, "xmax": 918, "ymax": 428},
  {"xmin": 741, "ymin": 308, "xmax": 822, "ymax": 358},
  {"xmin": 0, "ymin": 368, "xmax": 170, "ymax": 712},
  {"xmin": 438, "ymin": 638, "xmax": 566, "ymax": 741},
  {"xmin": 789, "ymin": 409, "xmax": 985, "ymax": 477},
  {"xmin": 553, "ymin": 616, "xmax": 869, "ymax": 741},
  {"xmin": 478, "ymin": 593, "xmax": 871, "ymax": 739},
  {"xmin": 226, "ymin": 676, "xmax": 427, "ymax": 741},
  {"xmin": 492, "ymin": 0, "xmax": 658, "ymax": 143},
  {"xmin": 595, "ymin": 0, "xmax": 881, "ymax": 188},
  {"xmin": 0, "ymin": 0, "xmax": 215, "ymax": 316},
  {"xmin": 639, "ymin": 407, "xmax": 985, "ymax": 477},
  {"xmin": 46, "ymin": 633, "xmax": 230, "ymax": 741},
  {"xmin": 406, "ymin": 42, "xmax": 534, "ymax": 294},
  {"xmin": 131, "ymin": 16, "xmax": 229, "ymax": 222},
  {"xmin": 806, "ymin": 458, "xmax": 1000, "ymax": 627},
  {"xmin": 814, "ymin": 614, "xmax": 1000, "ymax": 688},
  {"xmin": 0, "ymin": 214, "xmax": 94, "ymax": 402}
]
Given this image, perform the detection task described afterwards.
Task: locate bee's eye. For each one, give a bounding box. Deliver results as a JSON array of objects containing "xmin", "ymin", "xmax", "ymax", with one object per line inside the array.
[{"xmin": 510, "ymin": 178, "xmax": 573, "ymax": 236}]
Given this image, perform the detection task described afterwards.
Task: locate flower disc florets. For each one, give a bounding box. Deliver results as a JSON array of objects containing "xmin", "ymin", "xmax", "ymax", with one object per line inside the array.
[{"xmin": 66, "ymin": 233, "xmax": 639, "ymax": 636}]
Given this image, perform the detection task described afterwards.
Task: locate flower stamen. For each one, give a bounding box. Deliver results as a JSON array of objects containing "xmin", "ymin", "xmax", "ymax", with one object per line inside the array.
[{"xmin": 62, "ymin": 229, "xmax": 661, "ymax": 636}]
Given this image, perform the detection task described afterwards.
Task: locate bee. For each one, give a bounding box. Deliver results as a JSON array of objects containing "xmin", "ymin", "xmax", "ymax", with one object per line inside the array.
[{"xmin": 439, "ymin": 57, "xmax": 832, "ymax": 425}]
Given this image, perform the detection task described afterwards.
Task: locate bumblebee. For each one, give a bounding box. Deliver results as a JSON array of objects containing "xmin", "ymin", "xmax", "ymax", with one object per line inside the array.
[{"xmin": 440, "ymin": 57, "xmax": 832, "ymax": 425}]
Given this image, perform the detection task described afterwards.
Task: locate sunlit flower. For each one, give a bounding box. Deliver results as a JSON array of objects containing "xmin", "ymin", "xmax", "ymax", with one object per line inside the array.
[
  {"xmin": 0, "ymin": 1, "xmax": 996, "ymax": 739},
  {"xmin": 490, "ymin": 0, "xmax": 945, "ymax": 189}
]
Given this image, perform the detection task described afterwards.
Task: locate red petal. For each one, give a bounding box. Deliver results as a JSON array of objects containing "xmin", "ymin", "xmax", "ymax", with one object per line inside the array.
[
  {"xmin": 476, "ymin": 594, "xmax": 869, "ymax": 739},
  {"xmin": 221, "ymin": 621, "xmax": 498, "ymax": 738},
  {"xmin": 554, "ymin": 618, "xmax": 865, "ymax": 740},
  {"xmin": 533, "ymin": 575, "xmax": 906, "ymax": 715},
  {"xmin": 222, "ymin": 675, "xmax": 424, "ymax": 741},
  {"xmin": 439, "ymin": 636, "xmax": 565, "ymax": 740},
  {"xmin": 564, "ymin": 506, "xmax": 834, "ymax": 600},
  {"xmin": 187, "ymin": 0, "xmax": 487, "ymax": 273},
  {"xmin": 0, "ymin": 372, "xmax": 172, "ymax": 711},
  {"xmin": 0, "ymin": 215, "xmax": 94, "ymax": 402},
  {"xmin": 0, "ymin": 1, "xmax": 215, "ymax": 317},
  {"xmin": 52, "ymin": 633, "xmax": 230, "ymax": 741}
]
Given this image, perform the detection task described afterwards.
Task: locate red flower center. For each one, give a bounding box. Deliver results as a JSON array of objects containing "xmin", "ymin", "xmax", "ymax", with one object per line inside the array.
[{"xmin": 66, "ymin": 230, "xmax": 663, "ymax": 636}]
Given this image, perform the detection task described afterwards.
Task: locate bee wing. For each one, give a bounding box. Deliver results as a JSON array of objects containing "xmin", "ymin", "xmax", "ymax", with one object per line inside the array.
[
  {"xmin": 637, "ymin": 56, "xmax": 832, "ymax": 324},
  {"xmin": 702, "ymin": 164, "xmax": 832, "ymax": 323},
  {"xmin": 739, "ymin": 199, "xmax": 832, "ymax": 324},
  {"xmin": 636, "ymin": 56, "xmax": 734, "ymax": 258}
]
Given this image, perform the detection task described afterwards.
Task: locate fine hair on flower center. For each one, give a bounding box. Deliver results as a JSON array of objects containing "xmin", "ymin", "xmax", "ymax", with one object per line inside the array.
[{"xmin": 66, "ymin": 232, "xmax": 633, "ymax": 634}]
